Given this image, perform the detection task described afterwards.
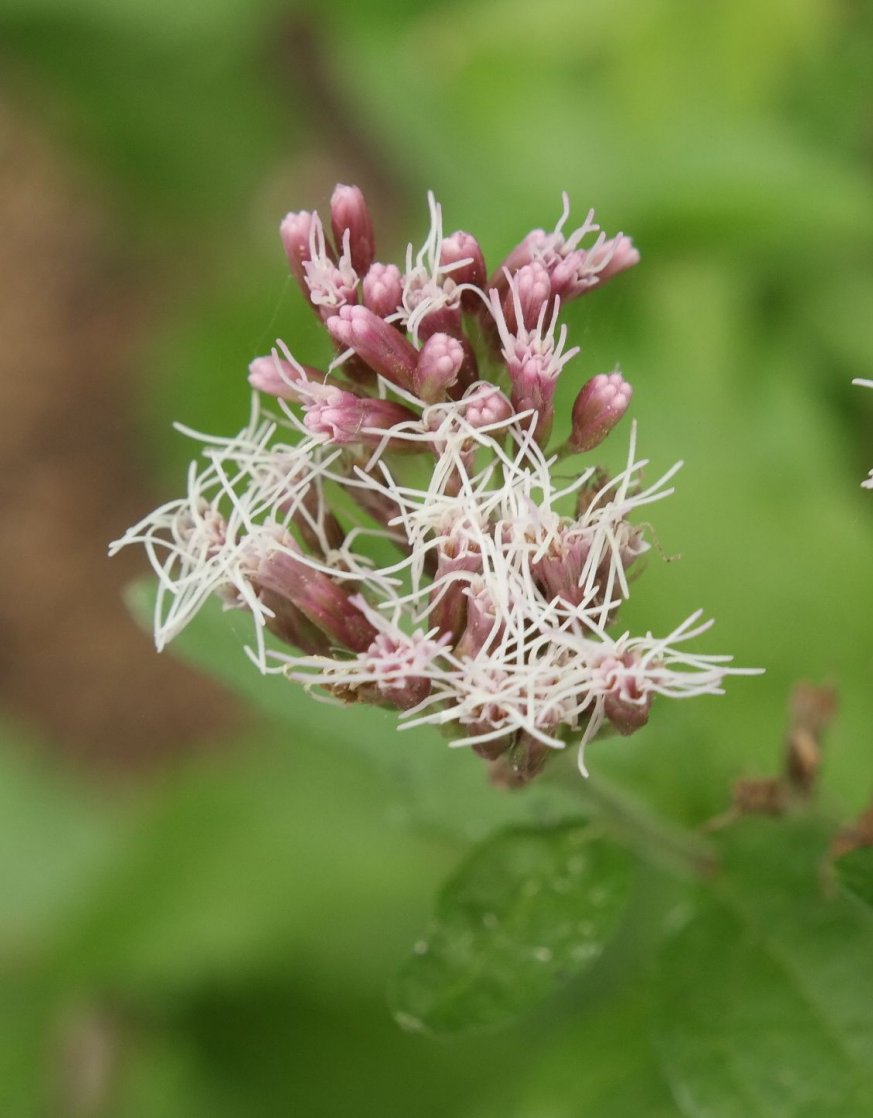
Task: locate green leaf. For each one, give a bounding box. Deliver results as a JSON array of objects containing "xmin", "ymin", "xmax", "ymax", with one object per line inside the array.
[
  {"xmin": 653, "ymin": 819, "xmax": 873, "ymax": 1117},
  {"xmin": 835, "ymin": 847, "xmax": 873, "ymax": 911},
  {"xmin": 390, "ymin": 821, "xmax": 635, "ymax": 1036},
  {"xmin": 486, "ymin": 987, "xmax": 677, "ymax": 1118}
]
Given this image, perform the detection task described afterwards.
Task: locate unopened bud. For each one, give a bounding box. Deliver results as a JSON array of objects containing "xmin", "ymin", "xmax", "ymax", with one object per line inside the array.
[
  {"xmin": 488, "ymin": 230, "xmax": 544, "ymax": 296},
  {"xmin": 440, "ymin": 231, "xmax": 487, "ymax": 308},
  {"xmin": 362, "ymin": 262, "xmax": 403, "ymax": 318},
  {"xmin": 591, "ymin": 235, "xmax": 640, "ymax": 285},
  {"xmin": 568, "ymin": 371, "xmax": 632, "ymax": 453},
  {"xmin": 445, "ymin": 337, "xmax": 479, "ymax": 399},
  {"xmin": 326, "ymin": 305, "xmax": 418, "ymax": 391},
  {"xmin": 462, "ymin": 382, "xmax": 514, "ymax": 429},
  {"xmin": 330, "ymin": 184, "xmax": 376, "ymax": 276},
  {"xmin": 414, "ymin": 332, "xmax": 464, "ymax": 403},
  {"xmin": 507, "ymin": 360, "xmax": 559, "ymax": 445},
  {"xmin": 416, "ymin": 303, "xmax": 464, "ymax": 342},
  {"xmin": 302, "ymin": 385, "xmax": 418, "ymax": 447},
  {"xmin": 259, "ymin": 588, "xmax": 331, "ymax": 655},
  {"xmin": 280, "ymin": 210, "xmax": 320, "ymax": 289},
  {"xmin": 248, "ymin": 353, "xmax": 323, "ymax": 402},
  {"xmin": 503, "ymin": 262, "xmax": 552, "ymax": 333},
  {"xmin": 256, "ymin": 550, "xmax": 377, "ymax": 653}
]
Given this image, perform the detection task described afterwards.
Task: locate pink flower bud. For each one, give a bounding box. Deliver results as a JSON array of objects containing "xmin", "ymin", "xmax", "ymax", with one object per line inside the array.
[
  {"xmin": 502, "ymin": 262, "xmax": 552, "ymax": 333},
  {"xmin": 302, "ymin": 385, "xmax": 418, "ymax": 447},
  {"xmin": 260, "ymin": 588, "xmax": 332, "ymax": 655},
  {"xmin": 330, "ymin": 184, "xmax": 376, "ymax": 276},
  {"xmin": 440, "ymin": 231, "xmax": 487, "ymax": 307},
  {"xmin": 549, "ymin": 250, "xmax": 600, "ymax": 301},
  {"xmin": 362, "ymin": 262, "xmax": 403, "ymax": 318},
  {"xmin": 255, "ymin": 550, "xmax": 378, "ymax": 653},
  {"xmin": 326, "ymin": 305, "xmax": 418, "ymax": 391},
  {"xmin": 247, "ymin": 353, "xmax": 324, "ymax": 402},
  {"xmin": 462, "ymin": 382, "xmax": 514, "ymax": 429},
  {"xmin": 445, "ymin": 337, "xmax": 479, "ymax": 400},
  {"xmin": 416, "ymin": 302, "xmax": 464, "ymax": 342},
  {"xmin": 508, "ymin": 358, "xmax": 560, "ymax": 443},
  {"xmin": 488, "ymin": 230, "xmax": 545, "ymax": 295},
  {"xmin": 590, "ymin": 235, "xmax": 640, "ymax": 285},
  {"xmin": 568, "ymin": 371, "xmax": 632, "ymax": 453},
  {"xmin": 490, "ymin": 275, "xmax": 578, "ymax": 445},
  {"xmin": 414, "ymin": 332, "xmax": 465, "ymax": 403},
  {"xmin": 279, "ymin": 210, "xmax": 321, "ymax": 288},
  {"xmin": 549, "ymin": 235, "xmax": 640, "ymax": 302}
]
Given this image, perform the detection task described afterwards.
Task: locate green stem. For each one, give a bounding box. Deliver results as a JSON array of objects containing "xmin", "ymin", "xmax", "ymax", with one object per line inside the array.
[{"xmin": 547, "ymin": 766, "xmax": 717, "ymax": 878}]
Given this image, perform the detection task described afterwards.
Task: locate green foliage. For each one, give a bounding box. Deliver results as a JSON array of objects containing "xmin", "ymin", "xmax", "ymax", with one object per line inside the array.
[
  {"xmin": 390, "ymin": 821, "xmax": 635, "ymax": 1036},
  {"xmin": 654, "ymin": 820, "xmax": 873, "ymax": 1117},
  {"xmin": 835, "ymin": 847, "xmax": 873, "ymax": 911},
  {"xmin": 0, "ymin": 725, "xmax": 532, "ymax": 1117},
  {"xmin": 494, "ymin": 988, "xmax": 679, "ymax": 1118}
]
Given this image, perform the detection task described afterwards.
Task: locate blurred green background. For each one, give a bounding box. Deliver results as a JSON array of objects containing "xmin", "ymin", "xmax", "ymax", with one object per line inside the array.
[{"xmin": 2, "ymin": 0, "xmax": 872, "ymax": 1113}]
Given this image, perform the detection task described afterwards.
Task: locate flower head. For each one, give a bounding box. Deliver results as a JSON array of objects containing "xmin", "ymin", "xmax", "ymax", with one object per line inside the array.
[
  {"xmin": 113, "ymin": 186, "xmax": 757, "ymax": 781},
  {"xmin": 398, "ymin": 192, "xmax": 470, "ymax": 343}
]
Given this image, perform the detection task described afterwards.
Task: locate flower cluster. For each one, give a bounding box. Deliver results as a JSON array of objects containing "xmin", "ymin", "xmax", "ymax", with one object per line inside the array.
[{"xmin": 113, "ymin": 185, "xmax": 755, "ymax": 781}]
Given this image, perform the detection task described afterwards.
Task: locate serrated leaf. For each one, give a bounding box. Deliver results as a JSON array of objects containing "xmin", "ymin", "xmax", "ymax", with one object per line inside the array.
[
  {"xmin": 653, "ymin": 819, "xmax": 873, "ymax": 1117},
  {"xmin": 835, "ymin": 846, "xmax": 873, "ymax": 911},
  {"xmin": 390, "ymin": 822, "xmax": 635, "ymax": 1036}
]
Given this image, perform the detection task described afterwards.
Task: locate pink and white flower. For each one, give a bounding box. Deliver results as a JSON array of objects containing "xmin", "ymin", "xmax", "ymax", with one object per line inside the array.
[{"xmin": 113, "ymin": 187, "xmax": 757, "ymax": 782}]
